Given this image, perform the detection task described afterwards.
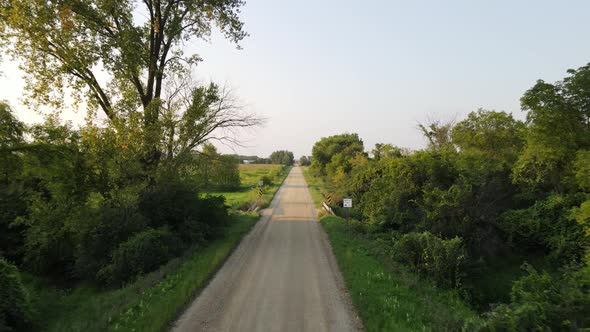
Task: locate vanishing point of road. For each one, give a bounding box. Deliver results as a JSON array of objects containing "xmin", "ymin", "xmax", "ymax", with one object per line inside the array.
[{"xmin": 172, "ymin": 166, "xmax": 362, "ymax": 332}]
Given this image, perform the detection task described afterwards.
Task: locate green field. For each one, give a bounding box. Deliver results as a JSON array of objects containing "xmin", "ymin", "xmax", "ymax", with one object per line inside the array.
[
  {"xmin": 205, "ymin": 164, "xmax": 291, "ymax": 209},
  {"xmin": 23, "ymin": 164, "xmax": 291, "ymax": 332}
]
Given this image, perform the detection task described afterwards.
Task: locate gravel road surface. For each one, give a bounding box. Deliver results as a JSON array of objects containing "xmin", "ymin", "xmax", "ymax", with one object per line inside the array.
[{"xmin": 171, "ymin": 166, "xmax": 361, "ymax": 332}]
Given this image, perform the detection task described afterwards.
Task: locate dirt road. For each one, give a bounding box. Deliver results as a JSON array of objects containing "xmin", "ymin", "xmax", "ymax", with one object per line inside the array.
[{"xmin": 172, "ymin": 166, "xmax": 361, "ymax": 332}]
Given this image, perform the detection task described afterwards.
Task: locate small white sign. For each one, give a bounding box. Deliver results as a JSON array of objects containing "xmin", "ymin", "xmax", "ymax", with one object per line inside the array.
[
  {"xmin": 258, "ymin": 180, "xmax": 264, "ymax": 186},
  {"xmin": 343, "ymin": 198, "xmax": 352, "ymax": 208}
]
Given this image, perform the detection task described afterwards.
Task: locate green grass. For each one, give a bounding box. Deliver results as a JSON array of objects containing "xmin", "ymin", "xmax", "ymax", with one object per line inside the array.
[
  {"xmin": 205, "ymin": 164, "xmax": 291, "ymax": 209},
  {"xmin": 321, "ymin": 215, "xmax": 484, "ymax": 331},
  {"xmin": 23, "ymin": 213, "xmax": 259, "ymax": 332},
  {"xmin": 301, "ymin": 166, "xmax": 329, "ymax": 207}
]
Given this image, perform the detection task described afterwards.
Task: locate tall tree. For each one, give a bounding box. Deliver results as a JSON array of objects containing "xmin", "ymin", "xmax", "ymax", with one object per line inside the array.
[
  {"xmin": 0, "ymin": 0, "xmax": 246, "ymax": 119},
  {"xmin": 0, "ymin": 0, "xmax": 253, "ymax": 168}
]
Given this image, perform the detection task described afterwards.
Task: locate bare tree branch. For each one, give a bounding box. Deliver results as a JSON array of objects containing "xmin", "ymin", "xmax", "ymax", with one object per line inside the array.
[{"xmin": 160, "ymin": 76, "xmax": 264, "ymax": 169}]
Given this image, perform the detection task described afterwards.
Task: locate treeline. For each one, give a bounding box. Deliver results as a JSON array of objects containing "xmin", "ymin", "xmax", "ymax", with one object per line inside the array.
[
  {"xmin": 269, "ymin": 150, "xmax": 294, "ymax": 166},
  {"xmin": 0, "ymin": 103, "xmax": 245, "ymax": 330},
  {"xmin": 229, "ymin": 150, "xmax": 295, "ymax": 166},
  {"xmin": 309, "ymin": 64, "xmax": 590, "ymax": 329},
  {"xmin": 228, "ymin": 154, "xmax": 273, "ymax": 164}
]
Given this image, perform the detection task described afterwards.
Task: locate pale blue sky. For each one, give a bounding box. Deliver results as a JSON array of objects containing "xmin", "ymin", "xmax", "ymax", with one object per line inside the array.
[{"xmin": 2, "ymin": 0, "xmax": 590, "ymax": 157}]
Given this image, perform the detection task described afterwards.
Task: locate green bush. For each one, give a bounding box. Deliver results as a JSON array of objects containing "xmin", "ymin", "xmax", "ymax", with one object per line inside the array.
[
  {"xmin": 484, "ymin": 263, "xmax": 590, "ymax": 331},
  {"xmin": 140, "ymin": 180, "xmax": 228, "ymax": 243},
  {"xmin": 268, "ymin": 165, "xmax": 286, "ymax": 179},
  {"xmin": 99, "ymin": 228, "xmax": 182, "ymax": 286},
  {"xmin": 180, "ymin": 196, "xmax": 229, "ymax": 243},
  {"xmin": 500, "ymin": 193, "xmax": 589, "ymax": 264},
  {"xmin": 75, "ymin": 205, "xmax": 148, "ymax": 281},
  {"xmin": 258, "ymin": 175, "xmax": 273, "ymax": 187},
  {"xmin": 0, "ymin": 259, "xmax": 33, "ymax": 332},
  {"xmin": 139, "ymin": 181, "xmax": 199, "ymax": 230},
  {"xmin": 347, "ymin": 219, "xmax": 372, "ymax": 234},
  {"xmin": 394, "ymin": 232, "xmax": 466, "ymax": 288},
  {"xmin": 22, "ymin": 198, "xmax": 77, "ymax": 279}
]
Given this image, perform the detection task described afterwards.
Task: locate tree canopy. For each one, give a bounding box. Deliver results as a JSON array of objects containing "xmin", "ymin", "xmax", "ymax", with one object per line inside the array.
[
  {"xmin": 0, "ymin": 0, "xmax": 246, "ymax": 120},
  {"xmin": 311, "ymin": 133, "xmax": 364, "ymax": 175}
]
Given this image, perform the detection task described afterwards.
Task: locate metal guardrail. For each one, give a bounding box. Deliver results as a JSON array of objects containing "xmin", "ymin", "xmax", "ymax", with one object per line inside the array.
[
  {"xmin": 322, "ymin": 201, "xmax": 335, "ymax": 215},
  {"xmin": 248, "ymin": 201, "xmax": 258, "ymax": 212}
]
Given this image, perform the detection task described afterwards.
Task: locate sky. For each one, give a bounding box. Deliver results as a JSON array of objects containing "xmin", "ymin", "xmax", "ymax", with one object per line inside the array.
[{"xmin": 2, "ymin": 0, "xmax": 590, "ymax": 158}]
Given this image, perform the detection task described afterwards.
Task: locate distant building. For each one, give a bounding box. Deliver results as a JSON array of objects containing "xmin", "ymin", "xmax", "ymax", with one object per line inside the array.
[{"xmin": 243, "ymin": 160, "xmax": 254, "ymax": 164}]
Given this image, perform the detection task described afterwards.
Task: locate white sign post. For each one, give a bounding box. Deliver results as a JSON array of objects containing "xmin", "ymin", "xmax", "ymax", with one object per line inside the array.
[
  {"xmin": 342, "ymin": 198, "xmax": 352, "ymax": 220},
  {"xmin": 258, "ymin": 180, "xmax": 264, "ymax": 187}
]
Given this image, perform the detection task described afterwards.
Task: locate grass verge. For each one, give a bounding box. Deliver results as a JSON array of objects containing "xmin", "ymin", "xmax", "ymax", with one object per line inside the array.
[
  {"xmin": 301, "ymin": 166, "xmax": 329, "ymax": 207},
  {"xmin": 108, "ymin": 213, "xmax": 258, "ymax": 331},
  {"xmin": 321, "ymin": 215, "xmax": 484, "ymax": 331},
  {"xmin": 23, "ymin": 213, "xmax": 258, "ymax": 332}
]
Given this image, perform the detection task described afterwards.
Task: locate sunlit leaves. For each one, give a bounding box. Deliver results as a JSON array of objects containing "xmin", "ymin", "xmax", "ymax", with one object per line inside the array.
[
  {"xmin": 514, "ymin": 64, "xmax": 590, "ymax": 192},
  {"xmin": 0, "ymin": 0, "xmax": 247, "ymax": 122}
]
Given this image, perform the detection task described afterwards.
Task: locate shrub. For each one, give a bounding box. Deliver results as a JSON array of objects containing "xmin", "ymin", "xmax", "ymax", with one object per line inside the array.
[
  {"xmin": 180, "ymin": 195, "xmax": 229, "ymax": 243},
  {"xmin": 75, "ymin": 205, "xmax": 148, "ymax": 281},
  {"xmin": 140, "ymin": 180, "xmax": 228, "ymax": 243},
  {"xmin": 258, "ymin": 175, "xmax": 273, "ymax": 187},
  {"xmin": 21, "ymin": 198, "xmax": 77, "ymax": 279},
  {"xmin": 140, "ymin": 177, "xmax": 230, "ymax": 243},
  {"xmin": 347, "ymin": 219, "xmax": 372, "ymax": 234},
  {"xmin": 139, "ymin": 181, "xmax": 200, "ymax": 230},
  {"xmin": 394, "ymin": 232, "xmax": 467, "ymax": 288},
  {"xmin": 484, "ymin": 263, "xmax": 590, "ymax": 331},
  {"xmin": 268, "ymin": 165, "xmax": 286, "ymax": 179},
  {"xmin": 98, "ymin": 228, "xmax": 182, "ymax": 286},
  {"xmin": 500, "ymin": 193, "xmax": 588, "ymax": 264},
  {"xmin": 0, "ymin": 259, "xmax": 33, "ymax": 332}
]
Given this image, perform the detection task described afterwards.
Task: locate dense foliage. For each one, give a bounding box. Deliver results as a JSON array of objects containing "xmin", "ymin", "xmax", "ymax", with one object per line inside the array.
[
  {"xmin": 311, "ymin": 133, "xmax": 365, "ymax": 177},
  {"xmin": 310, "ymin": 64, "xmax": 590, "ymax": 330},
  {"xmin": 299, "ymin": 155, "xmax": 311, "ymax": 166},
  {"xmin": 99, "ymin": 228, "xmax": 182, "ymax": 286},
  {"xmin": 0, "ymin": 96, "xmax": 244, "ymax": 328},
  {"xmin": 0, "ymin": 259, "xmax": 33, "ymax": 332},
  {"xmin": 393, "ymin": 232, "xmax": 466, "ymax": 288}
]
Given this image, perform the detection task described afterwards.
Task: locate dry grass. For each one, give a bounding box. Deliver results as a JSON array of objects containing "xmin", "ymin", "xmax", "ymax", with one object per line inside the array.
[{"xmin": 237, "ymin": 163, "xmax": 282, "ymax": 171}]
